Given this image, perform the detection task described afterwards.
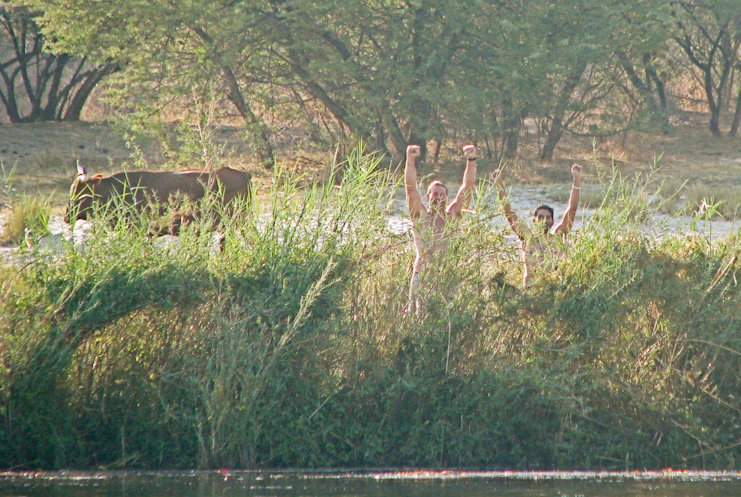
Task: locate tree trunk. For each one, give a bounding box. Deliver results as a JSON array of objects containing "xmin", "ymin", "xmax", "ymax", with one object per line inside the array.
[
  {"xmin": 384, "ymin": 111, "xmax": 408, "ymax": 161},
  {"xmin": 645, "ymin": 65, "xmax": 669, "ymax": 132},
  {"xmin": 407, "ymin": 123, "xmax": 428, "ymax": 163},
  {"xmin": 540, "ymin": 65, "xmax": 586, "ymax": 161},
  {"xmin": 730, "ymin": 84, "xmax": 741, "ymax": 136},
  {"xmin": 190, "ymin": 25, "xmax": 275, "ymax": 169},
  {"xmin": 705, "ymin": 64, "xmax": 723, "ymax": 137},
  {"xmin": 541, "ymin": 117, "xmax": 565, "ymax": 162},
  {"xmin": 373, "ymin": 115, "xmax": 387, "ymax": 156},
  {"xmin": 221, "ymin": 64, "xmax": 275, "ymax": 169},
  {"xmin": 41, "ymin": 54, "xmax": 69, "ymax": 120},
  {"xmin": 63, "ymin": 63, "xmax": 120, "ymax": 121},
  {"xmin": 501, "ymin": 98, "xmax": 525, "ymax": 159},
  {"xmin": 0, "ymin": 69, "xmax": 22, "ymax": 122},
  {"xmin": 433, "ymin": 139, "xmax": 441, "ymax": 163}
]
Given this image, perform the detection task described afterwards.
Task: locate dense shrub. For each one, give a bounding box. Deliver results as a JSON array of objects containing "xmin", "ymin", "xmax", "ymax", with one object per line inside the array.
[{"xmin": 2, "ymin": 151, "xmax": 741, "ymax": 470}]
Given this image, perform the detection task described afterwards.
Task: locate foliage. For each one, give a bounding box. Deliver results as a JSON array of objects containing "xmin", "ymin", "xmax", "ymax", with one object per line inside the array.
[
  {"xmin": 0, "ymin": 5, "xmax": 117, "ymax": 122},
  {"xmin": 2, "ymin": 148, "xmax": 741, "ymax": 470},
  {"xmin": 669, "ymin": 0, "xmax": 741, "ymax": 136},
  {"xmin": 21, "ymin": 0, "xmax": 278, "ymax": 166},
  {"xmin": 19, "ymin": 0, "xmax": 702, "ymax": 162}
]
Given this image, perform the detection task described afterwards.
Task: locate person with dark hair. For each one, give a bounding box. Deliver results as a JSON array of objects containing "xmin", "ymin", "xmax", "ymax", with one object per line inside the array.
[
  {"xmin": 492, "ymin": 164, "xmax": 583, "ymax": 286},
  {"xmin": 405, "ymin": 143, "xmax": 478, "ymax": 313}
]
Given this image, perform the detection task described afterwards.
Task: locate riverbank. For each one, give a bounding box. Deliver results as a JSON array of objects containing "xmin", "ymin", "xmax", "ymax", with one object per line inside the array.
[
  {"xmin": 3, "ymin": 469, "xmax": 741, "ymax": 496},
  {"xmin": 3, "ymin": 110, "xmax": 741, "ymax": 218},
  {"xmin": 2, "ymin": 153, "xmax": 740, "ymax": 471}
]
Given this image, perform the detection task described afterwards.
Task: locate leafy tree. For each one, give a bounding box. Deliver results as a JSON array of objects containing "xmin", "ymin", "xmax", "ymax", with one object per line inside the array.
[
  {"xmin": 20, "ymin": 0, "xmax": 698, "ymax": 165},
  {"xmin": 24, "ymin": 0, "xmax": 278, "ymax": 167},
  {"xmin": 501, "ymin": 0, "xmax": 673, "ymax": 160},
  {"xmin": 440, "ymin": 0, "xmax": 673, "ymax": 161},
  {"xmin": 260, "ymin": 0, "xmax": 479, "ymax": 161},
  {"xmin": 607, "ymin": 1, "xmax": 677, "ymax": 133},
  {"xmin": 669, "ymin": 0, "xmax": 741, "ymax": 136},
  {"xmin": 0, "ymin": 4, "xmax": 116, "ymax": 122}
]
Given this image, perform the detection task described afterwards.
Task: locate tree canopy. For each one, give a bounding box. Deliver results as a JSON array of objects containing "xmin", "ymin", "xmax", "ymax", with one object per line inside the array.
[
  {"xmin": 16, "ymin": 0, "xmax": 741, "ymax": 163},
  {"xmin": 0, "ymin": 4, "xmax": 117, "ymax": 122}
]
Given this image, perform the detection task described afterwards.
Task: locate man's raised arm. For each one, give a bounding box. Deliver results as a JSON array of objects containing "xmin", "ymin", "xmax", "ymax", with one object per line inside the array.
[
  {"xmin": 492, "ymin": 168, "xmax": 529, "ymax": 240},
  {"xmin": 553, "ymin": 164, "xmax": 583, "ymax": 235},
  {"xmin": 405, "ymin": 145, "xmax": 424, "ymax": 219},
  {"xmin": 447, "ymin": 144, "xmax": 478, "ymax": 217}
]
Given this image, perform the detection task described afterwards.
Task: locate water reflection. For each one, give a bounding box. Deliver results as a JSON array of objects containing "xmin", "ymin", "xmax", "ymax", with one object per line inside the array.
[{"xmin": 2, "ymin": 470, "xmax": 741, "ymax": 497}]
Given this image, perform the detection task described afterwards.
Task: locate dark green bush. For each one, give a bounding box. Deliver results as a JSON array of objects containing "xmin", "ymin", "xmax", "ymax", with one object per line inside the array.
[{"xmin": 2, "ymin": 153, "xmax": 741, "ymax": 470}]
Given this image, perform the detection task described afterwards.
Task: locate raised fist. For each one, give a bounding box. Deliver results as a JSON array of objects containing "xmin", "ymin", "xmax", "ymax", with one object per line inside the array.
[
  {"xmin": 571, "ymin": 164, "xmax": 583, "ymax": 181},
  {"xmin": 406, "ymin": 145, "xmax": 421, "ymax": 159},
  {"xmin": 462, "ymin": 144, "xmax": 476, "ymax": 159}
]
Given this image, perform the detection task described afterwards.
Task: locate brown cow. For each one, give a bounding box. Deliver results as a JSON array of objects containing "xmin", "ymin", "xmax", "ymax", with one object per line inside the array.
[{"xmin": 66, "ymin": 161, "xmax": 251, "ymax": 234}]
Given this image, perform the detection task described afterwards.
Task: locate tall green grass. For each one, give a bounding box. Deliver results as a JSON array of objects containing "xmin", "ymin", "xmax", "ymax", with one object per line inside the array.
[
  {"xmin": 652, "ymin": 176, "xmax": 741, "ymax": 220},
  {"xmin": 1, "ymin": 162, "xmax": 52, "ymax": 246},
  {"xmin": 1, "ymin": 149, "xmax": 741, "ymax": 470}
]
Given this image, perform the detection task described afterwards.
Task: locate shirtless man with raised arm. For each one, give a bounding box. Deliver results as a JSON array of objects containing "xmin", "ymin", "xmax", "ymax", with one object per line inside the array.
[
  {"xmin": 492, "ymin": 164, "xmax": 583, "ymax": 286},
  {"xmin": 405, "ymin": 144, "xmax": 478, "ymax": 313}
]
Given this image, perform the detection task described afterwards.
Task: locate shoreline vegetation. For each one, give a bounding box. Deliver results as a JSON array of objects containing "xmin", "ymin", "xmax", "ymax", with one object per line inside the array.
[{"xmin": 2, "ymin": 148, "xmax": 741, "ymax": 471}]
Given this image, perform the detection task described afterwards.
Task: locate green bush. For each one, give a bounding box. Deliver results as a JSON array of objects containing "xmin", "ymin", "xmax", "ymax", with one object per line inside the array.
[{"xmin": 2, "ymin": 150, "xmax": 741, "ymax": 470}]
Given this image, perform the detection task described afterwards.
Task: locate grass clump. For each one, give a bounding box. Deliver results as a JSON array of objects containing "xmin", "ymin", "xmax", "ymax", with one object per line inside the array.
[
  {"xmin": 0, "ymin": 195, "xmax": 51, "ymax": 246},
  {"xmin": 2, "ymin": 149, "xmax": 741, "ymax": 471},
  {"xmin": 1, "ymin": 162, "xmax": 51, "ymax": 246},
  {"xmin": 655, "ymin": 177, "xmax": 741, "ymax": 220}
]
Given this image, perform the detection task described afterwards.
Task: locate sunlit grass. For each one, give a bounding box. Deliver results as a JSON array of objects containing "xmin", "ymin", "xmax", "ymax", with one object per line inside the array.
[
  {"xmin": 656, "ymin": 181, "xmax": 741, "ymax": 219},
  {"xmin": 2, "ymin": 148, "xmax": 741, "ymax": 471},
  {"xmin": 1, "ymin": 162, "xmax": 53, "ymax": 246},
  {"xmin": 0, "ymin": 195, "xmax": 51, "ymax": 246}
]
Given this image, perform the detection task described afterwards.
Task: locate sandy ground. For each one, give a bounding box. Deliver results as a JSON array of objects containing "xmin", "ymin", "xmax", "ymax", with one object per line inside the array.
[
  {"xmin": 384, "ymin": 187, "xmax": 740, "ymax": 239},
  {"xmin": 3, "ymin": 112, "xmax": 741, "ymax": 262},
  {"xmin": 4, "ymin": 185, "xmax": 735, "ymax": 267},
  {"xmin": 3, "ymin": 111, "xmax": 741, "ymax": 203}
]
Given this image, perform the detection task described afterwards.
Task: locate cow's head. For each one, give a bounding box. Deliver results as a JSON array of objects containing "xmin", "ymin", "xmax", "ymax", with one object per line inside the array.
[{"xmin": 66, "ymin": 161, "xmax": 100, "ymax": 224}]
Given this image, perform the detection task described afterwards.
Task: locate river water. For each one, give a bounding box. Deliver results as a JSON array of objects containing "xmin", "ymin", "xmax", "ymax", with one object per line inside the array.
[
  {"xmin": 2, "ymin": 196, "xmax": 741, "ymax": 496},
  {"xmin": 2, "ymin": 186, "xmax": 739, "ymax": 264},
  {"xmin": 2, "ymin": 470, "xmax": 741, "ymax": 497}
]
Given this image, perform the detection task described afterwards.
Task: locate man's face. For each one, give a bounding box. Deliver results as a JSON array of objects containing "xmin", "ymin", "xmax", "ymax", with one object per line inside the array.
[
  {"xmin": 533, "ymin": 208, "xmax": 554, "ymax": 233},
  {"xmin": 427, "ymin": 185, "xmax": 448, "ymax": 211}
]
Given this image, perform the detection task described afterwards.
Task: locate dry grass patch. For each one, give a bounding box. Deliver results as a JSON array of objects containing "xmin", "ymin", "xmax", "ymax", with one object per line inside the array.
[
  {"xmin": 0, "ymin": 196, "xmax": 51, "ymax": 246},
  {"xmin": 3, "ymin": 110, "xmax": 741, "ymax": 219}
]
